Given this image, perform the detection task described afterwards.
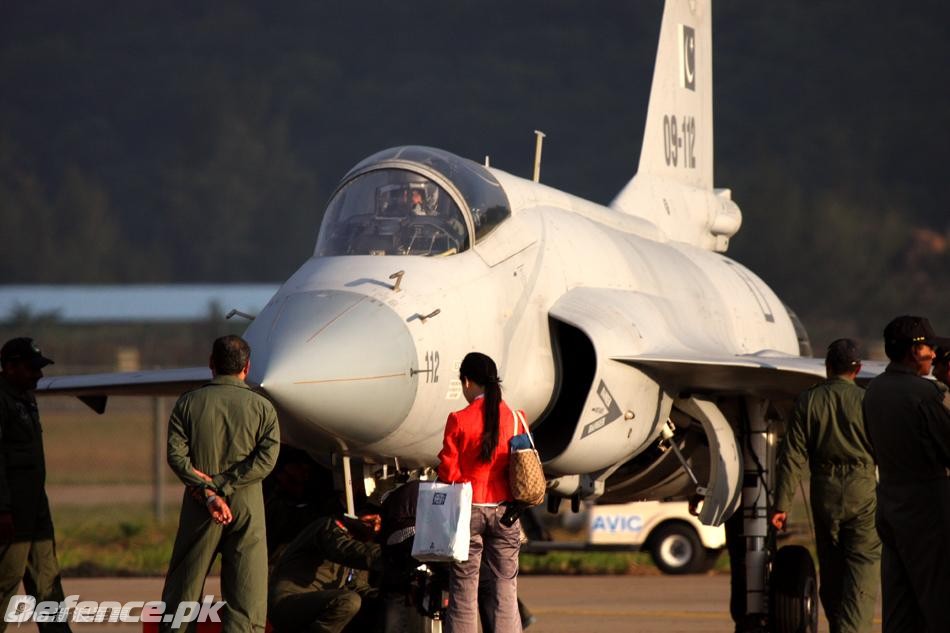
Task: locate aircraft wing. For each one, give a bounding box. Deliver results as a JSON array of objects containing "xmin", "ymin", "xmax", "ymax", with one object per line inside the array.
[
  {"xmin": 614, "ymin": 351, "xmax": 887, "ymax": 398},
  {"xmin": 35, "ymin": 367, "xmax": 211, "ymax": 413}
]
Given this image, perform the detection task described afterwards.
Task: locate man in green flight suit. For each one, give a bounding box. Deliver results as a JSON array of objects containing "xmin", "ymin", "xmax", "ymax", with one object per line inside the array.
[
  {"xmin": 269, "ymin": 512, "xmax": 382, "ymax": 633},
  {"xmin": 771, "ymin": 338, "xmax": 880, "ymax": 633},
  {"xmin": 161, "ymin": 335, "xmax": 280, "ymax": 633},
  {"xmin": 0, "ymin": 338, "xmax": 70, "ymax": 633}
]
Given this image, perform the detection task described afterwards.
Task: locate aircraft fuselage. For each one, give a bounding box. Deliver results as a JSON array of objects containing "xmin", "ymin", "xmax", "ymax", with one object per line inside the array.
[{"xmin": 243, "ymin": 156, "xmax": 799, "ymax": 473}]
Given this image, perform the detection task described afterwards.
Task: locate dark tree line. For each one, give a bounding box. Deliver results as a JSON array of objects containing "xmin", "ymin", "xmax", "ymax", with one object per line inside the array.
[{"xmin": 1, "ymin": 1, "xmax": 948, "ymax": 346}]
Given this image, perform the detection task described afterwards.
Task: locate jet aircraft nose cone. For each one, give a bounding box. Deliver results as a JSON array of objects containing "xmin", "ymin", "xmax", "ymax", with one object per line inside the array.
[{"xmin": 247, "ymin": 290, "xmax": 418, "ymax": 445}]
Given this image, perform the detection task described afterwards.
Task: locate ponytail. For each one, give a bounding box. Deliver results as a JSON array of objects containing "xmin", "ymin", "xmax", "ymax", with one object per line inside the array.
[
  {"xmin": 481, "ymin": 380, "xmax": 502, "ymax": 462},
  {"xmin": 459, "ymin": 352, "xmax": 503, "ymax": 463}
]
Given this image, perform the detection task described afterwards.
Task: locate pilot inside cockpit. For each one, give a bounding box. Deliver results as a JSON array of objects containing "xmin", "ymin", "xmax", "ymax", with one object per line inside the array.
[
  {"xmin": 378, "ymin": 183, "xmax": 438, "ymax": 218},
  {"xmin": 407, "ymin": 184, "xmax": 440, "ymax": 217},
  {"xmin": 316, "ymin": 171, "xmax": 470, "ymax": 257},
  {"xmin": 409, "ymin": 188, "xmax": 426, "ymax": 215}
]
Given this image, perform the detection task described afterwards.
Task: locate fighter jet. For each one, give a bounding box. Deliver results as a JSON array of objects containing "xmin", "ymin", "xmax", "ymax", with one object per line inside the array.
[{"xmin": 37, "ymin": 1, "xmax": 878, "ymax": 629}]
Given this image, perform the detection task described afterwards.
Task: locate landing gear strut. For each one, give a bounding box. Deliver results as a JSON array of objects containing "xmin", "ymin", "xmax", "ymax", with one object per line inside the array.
[{"xmin": 733, "ymin": 399, "xmax": 817, "ymax": 633}]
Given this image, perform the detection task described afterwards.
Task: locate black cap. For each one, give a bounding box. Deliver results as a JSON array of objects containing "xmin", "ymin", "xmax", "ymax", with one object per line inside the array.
[
  {"xmin": 883, "ymin": 315, "xmax": 939, "ymax": 347},
  {"xmin": 826, "ymin": 338, "xmax": 861, "ymax": 368},
  {"xmin": 0, "ymin": 337, "xmax": 54, "ymax": 369}
]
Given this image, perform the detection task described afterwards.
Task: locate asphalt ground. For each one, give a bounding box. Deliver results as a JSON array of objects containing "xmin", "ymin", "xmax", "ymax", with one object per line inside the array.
[{"xmin": 11, "ymin": 575, "xmax": 881, "ymax": 633}]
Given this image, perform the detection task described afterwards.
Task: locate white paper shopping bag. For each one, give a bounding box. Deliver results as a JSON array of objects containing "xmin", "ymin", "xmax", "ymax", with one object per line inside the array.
[{"xmin": 411, "ymin": 481, "xmax": 472, "ymax": 562}]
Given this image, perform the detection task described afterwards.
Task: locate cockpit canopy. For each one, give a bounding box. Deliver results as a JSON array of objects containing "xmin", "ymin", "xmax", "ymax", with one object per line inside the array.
[{"xmin": 316, "ymin": 146, "xmax": 511, "ymax": 257}]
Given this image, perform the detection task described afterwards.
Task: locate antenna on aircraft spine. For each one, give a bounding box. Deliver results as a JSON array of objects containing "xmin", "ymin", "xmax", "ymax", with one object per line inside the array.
[{"xmin": 533, "ymin": 130, "xmax": 546, "ymax": 183}]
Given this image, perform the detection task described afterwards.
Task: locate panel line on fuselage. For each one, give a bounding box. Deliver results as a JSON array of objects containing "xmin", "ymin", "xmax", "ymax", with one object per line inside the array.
[
  {"xmin": 292, "ymin": 372, "xmax": 407, "ymax": 385},
  {"xmin": 306, "ymin": 295, "xmax": 368, "ymax": 343},
  {"xmin": 723, "ymin": 260, "xmax": 775, "ymax": 323}
]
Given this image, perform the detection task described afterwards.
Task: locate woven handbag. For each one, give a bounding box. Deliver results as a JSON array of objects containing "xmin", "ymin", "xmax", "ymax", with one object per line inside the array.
[{"xmin": 508, "ymin": 409, "xmax": 546, "ymax": 506}]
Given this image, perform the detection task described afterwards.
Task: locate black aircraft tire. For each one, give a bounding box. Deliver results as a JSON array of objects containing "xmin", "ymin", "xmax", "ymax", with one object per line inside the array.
[{"xmin": 770, "ymin": 545, "xmax": 819, "ymax": 633}]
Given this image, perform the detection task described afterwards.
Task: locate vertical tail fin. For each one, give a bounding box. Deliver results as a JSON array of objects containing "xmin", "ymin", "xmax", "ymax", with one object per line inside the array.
[
  {"xmin": 612, "ymin": 1, "xmax": 739, "ymax": 253},
  {"xmin": 636, "ymin": 0, "xmax": 714, "ymax": 190}
]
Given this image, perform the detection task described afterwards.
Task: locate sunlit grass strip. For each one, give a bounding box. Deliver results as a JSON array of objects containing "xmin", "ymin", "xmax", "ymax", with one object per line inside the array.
[
  {"xmin": 519, "ymin": 551, "xmax": 658, "ymax": 575},
  {"xmin": 55, "ymin": 504, "xmax": 180, "ymax": 577}
]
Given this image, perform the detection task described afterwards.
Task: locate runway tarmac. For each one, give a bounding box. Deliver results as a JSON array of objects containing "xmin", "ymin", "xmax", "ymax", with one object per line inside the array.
[{"xmin": 17, "ymin": 574, "xmax": 880, "ymax": 633}]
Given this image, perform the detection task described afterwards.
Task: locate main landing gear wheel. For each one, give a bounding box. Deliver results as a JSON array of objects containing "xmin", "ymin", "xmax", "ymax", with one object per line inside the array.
[{"xmin": 770, "ymin": 545, "xmax": 818, "ymax": 633}]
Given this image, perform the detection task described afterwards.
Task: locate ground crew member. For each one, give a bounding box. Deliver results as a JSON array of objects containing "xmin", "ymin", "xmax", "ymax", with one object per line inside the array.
[
  {"xmin": 378, "ymin": 478, "xmax": 422, "ymax": 633},
  {"xmin": 0, "ymin": 338, "xmax": 70, "ymax": 633},
  {"xmin": 269, "ymin": 513, "xmax": 382, "ymax": 633},
  {"xmin": 263, "ymin": 447, "xmax": 334, "ymax": 573},
  {"xmin": 160, "ymin": 335, "xmax": 279, "ymax": 633},
  {"xmin": 771, "ymin": 338, "xmax": 880, "ymax": 633},
  {"xmin": 864, "ymin": 316, "xmax": 950, "ymax": 633}
]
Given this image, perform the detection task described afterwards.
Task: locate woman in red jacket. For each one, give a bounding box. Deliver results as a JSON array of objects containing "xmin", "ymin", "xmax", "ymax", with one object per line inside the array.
[{"xmin": 438, "ymin": 352, "xmax": 522, "ymax": 633}]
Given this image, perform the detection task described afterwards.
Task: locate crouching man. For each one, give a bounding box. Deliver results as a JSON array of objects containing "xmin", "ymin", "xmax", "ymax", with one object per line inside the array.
[{"xmin": 269, "ymin": 512, "xmax": 382, "ymax": 633}]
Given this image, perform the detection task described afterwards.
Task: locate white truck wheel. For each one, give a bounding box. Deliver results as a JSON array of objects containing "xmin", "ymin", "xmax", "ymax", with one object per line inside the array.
[{"xmin": 649, "ymin": 523, "xmax": 705, "ymax": 574}]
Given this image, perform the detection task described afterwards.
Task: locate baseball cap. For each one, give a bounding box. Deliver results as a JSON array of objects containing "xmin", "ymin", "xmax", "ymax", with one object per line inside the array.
[
  {"xmin": 883, "ymin": 315, "xmax": 940, "ymax": 347},
  {"xmin": 0, "ymin": 337, "xmax": 54, "ymax": 369},
  {"xmin": 826, "ymin": 338, "xmax": 861, "ymax": 367}
]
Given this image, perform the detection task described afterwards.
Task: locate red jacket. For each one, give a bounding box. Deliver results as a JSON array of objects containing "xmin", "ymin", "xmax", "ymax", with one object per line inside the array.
[{"xmin": 437, "ymin": 397, "xmax": 524, "ymax": 504}]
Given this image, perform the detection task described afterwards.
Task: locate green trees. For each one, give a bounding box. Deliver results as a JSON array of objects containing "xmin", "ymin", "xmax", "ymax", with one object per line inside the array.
[{"xmin": 1, "ymin": 1, "xmax": 947, "ymax": 344}]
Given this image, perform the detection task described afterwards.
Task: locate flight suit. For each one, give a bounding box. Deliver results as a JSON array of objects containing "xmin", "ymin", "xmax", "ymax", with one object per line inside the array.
[
  {"xmin": 160, "ymin": 375, "xmax": 280, "ymax": 633},
  {"xmin": 774, "ymin": 377, "xmax": 880, "ymax": 633},
  {"xmin": 0, "ymin": 375, "xmax": 70, "ymax": 633},
  {"xmin": 269, "ymin": 516, "xmax": 381, "ymax": 633},
  {"xmin": 864, "ymin": 364, "xmax": 950, "ymax": 633}
]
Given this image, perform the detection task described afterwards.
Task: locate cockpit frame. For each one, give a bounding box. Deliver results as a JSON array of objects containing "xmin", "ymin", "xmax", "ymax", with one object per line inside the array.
[
  {"xmin": 317, "ymin": 146, "xmax": 513, "ymax": 258},
  {"xmin": 333, "ymin": 158, "xmax": 477, "ymax": 248}
]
